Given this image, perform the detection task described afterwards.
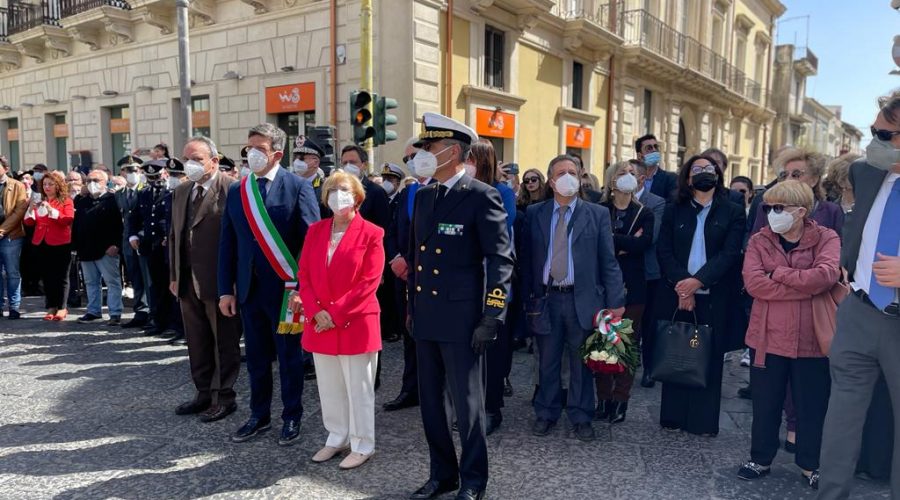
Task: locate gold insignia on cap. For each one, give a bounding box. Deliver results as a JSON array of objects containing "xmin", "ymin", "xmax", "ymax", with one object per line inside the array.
[
  {"xmin": 485, "ymin": 288, "xmax": 507, "ymax": 309},
  {"xmin": 418, "ymin": 130, "xmax": 455, "ymax": 140}
]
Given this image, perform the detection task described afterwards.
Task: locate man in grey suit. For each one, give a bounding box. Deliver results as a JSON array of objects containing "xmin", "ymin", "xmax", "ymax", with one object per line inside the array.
[
  {"xmin": 819, "ymin": 92, "xmax": 900, "ymax": 498},
  {"xmin": 633, "ymin": 159, "xmax": 666, "ymax": 388},
  {"xmin": 521, "ymin": 154, "xmax": 625, "ymax": 441}
]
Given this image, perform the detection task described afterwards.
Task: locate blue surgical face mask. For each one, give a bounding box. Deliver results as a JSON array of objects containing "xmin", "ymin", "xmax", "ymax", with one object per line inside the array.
[{"xmin": 643, "ymin": 151, "xmax": 661, "ymax": 167}]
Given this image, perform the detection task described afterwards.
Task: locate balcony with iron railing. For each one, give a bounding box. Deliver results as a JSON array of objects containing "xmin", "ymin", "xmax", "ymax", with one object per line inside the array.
[
  {"xmin": 554, "ymin": 0, "xmax": 622, "ymax": 30},
  {"xmin": 59, "ymin": 0, "xmax": 131, "ymax": 18},
  {"xmin": 6, "ymin": 1, "xmax": 61, "ymax": 36},
  {"xmin": 617, "ymin": 9, "xmax": 768, "ymax": 108},
  {"xmin": 0, "ymin": 8, "xmax": 8, "ymax": 42},
  {"xmin": 793, "ymin": 46, "xmax": 818, "ymax": 76}
]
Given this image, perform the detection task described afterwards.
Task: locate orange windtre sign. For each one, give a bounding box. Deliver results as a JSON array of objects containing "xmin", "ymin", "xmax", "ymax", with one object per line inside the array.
[
  {"xmin": 565, "ymin": 125, "xmax": 592, "ymax": 149},
  {"xmin": 265, "ymin": 82, "xmax": 316, "ymax": 114},
  {"xmin": 6, "ymin": 128, "xmax": 18, "ymax": 141},
  {"xmin": 475, "ymin": 108, "xmax": 515, "ymax": 139},
  {"xmin": 53, "ymin": 124, "xmax": 69, "ymax": 138},
  {"xmin": 110, "ymin": 118, "xmax": 130, "ymax": 134},
  {"xmin": 192, "ymin": 110, "xmax": 210, "ymax": 128}
]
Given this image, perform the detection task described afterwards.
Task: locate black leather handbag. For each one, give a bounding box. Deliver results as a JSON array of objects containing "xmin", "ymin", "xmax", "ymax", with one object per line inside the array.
[{"xmin": 650, "ymin": 309, "xmax": 713, "ymax": 388}]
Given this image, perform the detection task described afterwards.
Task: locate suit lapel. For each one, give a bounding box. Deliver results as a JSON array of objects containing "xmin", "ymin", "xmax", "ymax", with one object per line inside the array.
[
  {"xmin": 191, "ymin": 176, "xmax": 220, "ymax": 229},
  {"xmin": 569, "ymin": 199, "xmax": 587, "ymax": 244},
  {"xmin": 328, "ymin": 214, "xmax": 363, "ymax": 272},
  {"xmin": 266, "ymin": 168, "xmax": 286, "ymax": 210},
  {"xmin": 854, "ymin": 167, "xmax": 888, "ymax": 220},
  {"xmin": 537, "ymin": 200, "xmax": 553, "ymax": 251}
]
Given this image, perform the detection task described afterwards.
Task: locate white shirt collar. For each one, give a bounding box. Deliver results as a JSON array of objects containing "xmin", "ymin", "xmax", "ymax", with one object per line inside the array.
[
  {"xmin": 442, "ymin": 168, "xmax": 466, "ymax": 190},
  {"xmin": 635, "ymin": 187, "xmax": 645, "ymax": 200},
  {"xmin": 195, "ymin": 171, "xmax": 218, "ymax": 191},
  {"xmin": 257, "ymin": 164, "xmax": 280, "ymax": 183}
]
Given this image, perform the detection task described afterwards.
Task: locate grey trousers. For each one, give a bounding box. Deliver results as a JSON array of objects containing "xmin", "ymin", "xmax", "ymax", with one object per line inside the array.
[{"xmin": 819, "ymin": 292, "xmax": 900, "ymax": 500}]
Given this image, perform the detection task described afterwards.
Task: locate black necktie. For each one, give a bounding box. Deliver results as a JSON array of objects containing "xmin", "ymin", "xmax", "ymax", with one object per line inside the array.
[
  {"xmin": 257, "ymin": 178, "xmax": 268, "ymax": 202},
  {"xmin": 434, "ymin": 184, "xmax": 447, "ymax": 207}
]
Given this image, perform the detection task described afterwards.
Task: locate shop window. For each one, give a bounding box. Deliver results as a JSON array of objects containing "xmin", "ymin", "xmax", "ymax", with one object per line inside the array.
[
  {"xmin": 484, "ymin": 26, "xmax": 505, "ymax": 90},
  {"xmin": 3, "ymin": 118, "xmax": 20, "ymax": 171},
  {"xmin": 108, "ymin": 106, "xmax": 131, "ymax": 173},
  {"xmin": 52, "ymin": 114, "xmax": 68, "ymax": 171},
  {"xmin": 191, "ymin": 96, "xmax": 211, "ymax": 138}
]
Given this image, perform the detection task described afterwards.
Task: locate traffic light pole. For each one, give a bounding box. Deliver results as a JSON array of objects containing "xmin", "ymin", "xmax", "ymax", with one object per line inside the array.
[
  {"xmin": 176, "ymin": 0, "xmax": 192, "ymax": 141},
  {"xmin": 360, "ymin": 0, "xmax": 375, "ymax": 169}
]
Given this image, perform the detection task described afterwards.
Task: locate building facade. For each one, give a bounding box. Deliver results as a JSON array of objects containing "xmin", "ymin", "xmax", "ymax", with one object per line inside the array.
[
  {"xmin": 770, "ymin": 42, "xmax": 816, "ymax": 155},
  {"xmin": 0, "ymin": 0, "xmax": 782, "ymax": 185}
]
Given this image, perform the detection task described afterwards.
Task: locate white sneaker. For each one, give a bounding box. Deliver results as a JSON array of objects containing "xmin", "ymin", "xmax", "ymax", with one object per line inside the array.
[
  {"xmin": 122, "ymin": 287, "xmax": 134, "ymax": 300},
  {"xmin": 740, "ymin": 349, "xmax": 751, "ymax": 367}
]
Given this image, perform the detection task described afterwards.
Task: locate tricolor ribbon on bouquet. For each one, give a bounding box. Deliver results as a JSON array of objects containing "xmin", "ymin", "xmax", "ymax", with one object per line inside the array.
[{"xmin": 593, "ymin": 309, "xmax": 621, "ymax": 345}]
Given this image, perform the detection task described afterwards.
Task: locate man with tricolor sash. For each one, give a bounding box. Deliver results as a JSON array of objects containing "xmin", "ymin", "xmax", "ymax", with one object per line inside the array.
[{"xmin": 218, "ymin": 123, "xmax": 320, "ymax": 446}]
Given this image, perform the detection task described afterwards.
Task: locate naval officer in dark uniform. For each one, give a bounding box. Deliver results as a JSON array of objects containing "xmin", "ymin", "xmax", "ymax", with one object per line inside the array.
[{"xmin": 407, "ymin": 113, "xmax": 514, "ymax": 500}]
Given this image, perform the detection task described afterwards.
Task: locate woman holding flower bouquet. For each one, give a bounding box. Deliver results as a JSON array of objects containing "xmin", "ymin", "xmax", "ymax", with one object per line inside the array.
[
  {"xmin": 595, "ymin": 161, "xmax": 654, "ymax": 423},
  {"xmin": 655, "ymin": 154, "xmax": 746, "ymax": 436},
  {"xmin": 737, "ymin": 180, "xmax": 840, "ymax": 489}
]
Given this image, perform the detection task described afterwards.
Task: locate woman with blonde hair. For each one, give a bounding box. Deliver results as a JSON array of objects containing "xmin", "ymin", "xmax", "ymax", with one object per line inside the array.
[
  {"xmin": 822, "ymin": 152, "xmax": 862, "ymax": 213},
  {"xmin": 738, "ymin": 180, "xmax": 840, "ymax": 490},
  {"xmin": 24, "ymin": 171, "xmax": 75, "ymax": 321},
  {"xmin": 595, "ymin": 160, "xmax": 654, "ymax": 423},
  {"xmin": 298, "ymin": 170, "xmax": 384, "ymax": 470}
]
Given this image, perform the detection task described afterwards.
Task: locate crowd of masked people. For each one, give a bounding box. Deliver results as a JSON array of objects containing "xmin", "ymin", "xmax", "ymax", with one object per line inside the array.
[{"xmin": 0, "ymin": 92, "xmax": 896, "ymax": 500}]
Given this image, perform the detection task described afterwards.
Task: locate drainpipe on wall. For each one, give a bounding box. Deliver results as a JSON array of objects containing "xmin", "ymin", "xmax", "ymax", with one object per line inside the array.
[
  {"xmin": 604, "ymin": 1, "xmax": 617, "ymax": 166},
  {"xmin": 445, "ymin": 0, "xmax": 454, "ymax": 116},
  {"xmin": 330, "ymin": 0, "xmax": 338, "ymax": 140}
]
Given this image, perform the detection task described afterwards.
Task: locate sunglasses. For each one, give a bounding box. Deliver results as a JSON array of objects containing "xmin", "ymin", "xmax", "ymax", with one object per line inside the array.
[
  {"xmin": 402, "ymin": 155, "xmax": 413, "ymax": 164},
  {"xmin": 778, "ymin": 169, "xmax": 806, "ymax": 180},
  {"xmin": 870, "ymin": 126, "xmax": 900, "ymax": 142},
  {"xmin": 523, "ymin": 177, "xmax": 540, "ymax": 184},
  {"xmin": 613, "ymin": 210, "xmax": 627, "ymax": 230},
  {"xmin": 762, "ymin": 204, "xmax": 798, "ymax": 215}
]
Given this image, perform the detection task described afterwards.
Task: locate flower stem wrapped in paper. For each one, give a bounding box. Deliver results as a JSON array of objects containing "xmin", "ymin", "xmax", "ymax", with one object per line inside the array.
[{"xmin": 580, "ymin": 309, "xmax": 639, "ymax": 374}]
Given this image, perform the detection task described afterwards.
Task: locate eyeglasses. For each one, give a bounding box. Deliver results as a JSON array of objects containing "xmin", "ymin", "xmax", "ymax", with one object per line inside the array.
[
  {"xmin": 523, "ymin": 176, "xmax": 540, "ymax": 184},
  {"xmin": 870, "ymin": 126, "xmax": 900, "ymax": 142},
  {"xmin": 762, "ymin": 204, "xmax": 798, "ymax": 215},
  {"xmin": 402, "ymin": 155, "xmax": 413, "ymax": 164},
  {"xmin": 689, "ymin": 164, "xmax": 716, "ymax": 175}
]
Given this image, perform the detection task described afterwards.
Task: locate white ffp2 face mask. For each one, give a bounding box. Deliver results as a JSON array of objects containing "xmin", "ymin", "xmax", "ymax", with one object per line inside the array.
[
  {"xmin": 553, "ymin": 173, "xmax": 580, "ymax": 197},
  {"xmin": 184, "ymin": 160, "xmax": 206, "ymax": 182},
  {"xmin": 125, "ymin": 173, "xmax": 140, "ymax": 186},
  {"xmin": 87, "ymin": 181, "xmax": 104, "ymax": 197},
  {"xmin": 327, "ymin": 189, "xmax": 355, "ymax": 215},
  {"xmin": 382, "ymin": 181, "xmax": 396, "ymax": 195},
  {"xmin": 767, "ymin": 210, "xmax": 795, "ymax": 234},
  {"xmin": 615, "ymin": 173, "xmax": 639, "ymax": 193},
  {"xmin": 166, "ymin": 177, "xmax": 181, "ymax": 190},
  {"xmin": 247, "ymin": 148, "xmax": 270, "ymax": 173},
  {"xmin": 342, "ymin": 163, "xmax": 361, "ymax": 178},
  {"xmin": 292, "ymin": 159, "xmax": 308, "ymax": 173}
]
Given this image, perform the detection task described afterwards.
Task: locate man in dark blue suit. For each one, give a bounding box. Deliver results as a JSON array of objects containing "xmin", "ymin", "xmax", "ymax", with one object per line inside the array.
[
  {"xmin": 635, "ymin": 134, "xmax": 678, "ymax": 200},
  {"xmin": 218, "ymin": 123, "xmax": 319, "ymax": 445},
  {"xmin": 520, "ymin": 155, "xmax": 625, "ymax": 441},
  {"xmin": 407, "ymin": 113, "xmax": 514, "ymax": 500},
  {"xmin": 384, "ymin": 139, "xmax": 427, "ymax": 412}
]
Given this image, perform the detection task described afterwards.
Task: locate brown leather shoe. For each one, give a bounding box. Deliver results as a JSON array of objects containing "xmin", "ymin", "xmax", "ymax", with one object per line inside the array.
[{"xmin": 198, "ymin": 403, "xmax": 237, "ymax": 422}]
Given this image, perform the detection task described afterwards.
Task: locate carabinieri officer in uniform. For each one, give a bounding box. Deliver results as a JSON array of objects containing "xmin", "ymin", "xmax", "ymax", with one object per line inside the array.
[{"xmin": 407, "ymin": 113, "xmax": 514, "ymax": 500}]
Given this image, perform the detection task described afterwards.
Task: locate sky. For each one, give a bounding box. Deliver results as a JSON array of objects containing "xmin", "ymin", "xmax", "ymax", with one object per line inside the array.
[{"xmin": 777, "ymin": 0, "xmax": 899, "ymax": 146}]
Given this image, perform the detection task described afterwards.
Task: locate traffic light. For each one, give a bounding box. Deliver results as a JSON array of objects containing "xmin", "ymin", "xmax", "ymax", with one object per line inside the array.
[
  {"xmin": 374, "ymin": 96, "xmax": 399, "ymax": 146},
  {"xmin": 350, "ymin": 90, "xmax": 375, "ymax": 145}
]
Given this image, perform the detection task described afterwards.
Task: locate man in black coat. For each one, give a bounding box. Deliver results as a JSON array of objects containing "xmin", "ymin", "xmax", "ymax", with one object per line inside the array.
[
  {"xmin": 635, "ymin": 133, "xmax": 678, "ymax": 200},
  {"xmin": 73, "ymin": 169, "xmax": 124, "ymax": 325},
  {"xmin": 407, "ymin": 113, "xmax": 514, "ymax": 500},
  {"xmin": 338, "ymin": 144, "xmax": 391, "ymax": 230}
]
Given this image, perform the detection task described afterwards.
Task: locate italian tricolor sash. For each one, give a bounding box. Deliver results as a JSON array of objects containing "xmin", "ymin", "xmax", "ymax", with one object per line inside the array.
[{"xmin": 240, "ymin": 175, "xmax": 303, "ymax": 334}]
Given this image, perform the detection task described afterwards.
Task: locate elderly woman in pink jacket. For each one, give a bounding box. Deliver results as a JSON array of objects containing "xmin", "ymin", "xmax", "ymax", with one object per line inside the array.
[{"xmin": 735, "ymin": 180, "xmax": 841, "ymax": 490}]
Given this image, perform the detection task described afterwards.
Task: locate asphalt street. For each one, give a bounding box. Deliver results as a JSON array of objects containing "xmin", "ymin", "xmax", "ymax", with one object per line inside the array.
[{"xmin": 0, "ymin": 297, "xmax": 890, "ymax": 499}]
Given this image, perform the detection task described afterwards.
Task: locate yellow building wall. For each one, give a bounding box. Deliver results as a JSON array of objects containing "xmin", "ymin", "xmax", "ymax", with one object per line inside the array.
[
  {"xmin": 450, "ymin": 16, "xmax": 470, "ymax": 122},
  {"xmin": 591, "ymin": 72, "xmax": 610, "ymax": 172},
  {"xmin": 733, "ymin": 1, "xmax": 773, "ymax": 181},
  {"xmin": 517, "ymin": 45, "xmax": 563, "ymax": 170}
]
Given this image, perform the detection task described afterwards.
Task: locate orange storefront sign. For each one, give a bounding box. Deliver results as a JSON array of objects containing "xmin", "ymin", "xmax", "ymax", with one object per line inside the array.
[
  {"xmin": 53, "ymin": 124, "xmax": 69, "ymax": 138},
  {"xmin": 110, "ymin": 118, "xmax": 130, "ymax": 134},
  {"xmin": 265, "ymin": 82, "xmax": 316, "ymax": 114},
  {"xmin": 192, "ymin": 110, "xmax": 210, "ymax": 128},
  {"xmin": 475, "ymin": 108, "xmax": 515, "ymax": 139},
  {"xmin": 6, "ymin": 128, "xmax": 18, "ymax": 141},
  {"xmin": 565, "ymin": 125, "xmax": 592, "ymax": 149}
]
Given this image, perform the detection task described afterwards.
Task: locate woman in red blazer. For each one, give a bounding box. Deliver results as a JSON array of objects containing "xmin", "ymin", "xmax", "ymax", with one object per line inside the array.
[
  {"xmin": 299, "ymin": 170, "xmax": 385, "ymax": 470},
  {"xmin": 24, "ymin": 171, "xmax": 74, "ymax": 321}
]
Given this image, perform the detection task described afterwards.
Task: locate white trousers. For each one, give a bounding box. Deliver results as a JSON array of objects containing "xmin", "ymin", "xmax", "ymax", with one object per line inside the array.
[{"xmin": 313, "ymin": 352, "xmax": 378, "ymax": 455}]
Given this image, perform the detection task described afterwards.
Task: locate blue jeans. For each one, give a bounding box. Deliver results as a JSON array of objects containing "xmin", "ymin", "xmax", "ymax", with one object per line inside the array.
[
  {"xmin": 0, "ymin": 237, "xmax": 23, "ymax": 312},
  {"xmin": 81, "ymin": 254, "xmax": 123, "ymax": 317}
]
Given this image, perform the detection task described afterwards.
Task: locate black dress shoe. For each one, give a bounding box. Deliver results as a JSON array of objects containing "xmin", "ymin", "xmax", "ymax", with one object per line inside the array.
[
  {"xmin": 168, "ymin": 332, "xmax": 187, "ymax": 345},
  {"xmin": 175, "ymin": 399, "xmax": 211, "ymax": 415},
  {"xmin": 503, "ymin": 377, "xmax": 513, "ymax": 397},
  {"xmin": 485, "ymin": 412, "xmax": 502, "ymax": 436},
  {"xmin": 383, "ymin": 392, "xmax": 419, "ymax": 411},
  {"xmin": 640, "ymin": 371, "xmax": 655, "ymax": 388},
  {"xmin": 608, "ymin": 401, "xmax": 628, "ymax": 424},
  {"xmin": 573, "ymin": 422, "xmax": 595, "ymax": 441},
  {"xmin": 199, "ymin": 403, "xmax": 237, "ymax": 423},
  {"xmin": 231, "ymin": 416, "xmax": 271, "ymax": 443},
  {"xmin": 738, "ymin": 385, "xmax": 752, "ymax": 400},
  {"xmin": 7, "ymin": 310, "xmax": 20, "ymax": 320},
  {"xmin": 532, "ymin": 418, "xmax": 554, "ymax": 436},
  {"xmin": 122, "ymin": 313, "xmax": 148, "ymax": 328},
  {"xmin": 410, "ymin": 479, "xmax": 459, "ymax": 499},
  {"xmin": 278, "ymin": 419, "xmax": 301, "ymax": 446},
  {"xmin": 455, "ymin": 488, "xmax": 485, "ymax": 500},
  {"xmin": 594, "ymin": 400, "xmax": 611, "ymax": 421}
]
